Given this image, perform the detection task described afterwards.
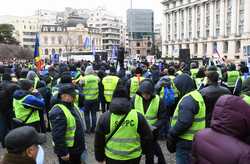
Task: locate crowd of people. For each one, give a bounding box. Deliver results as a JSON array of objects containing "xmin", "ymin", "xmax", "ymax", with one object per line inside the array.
[{"xmin": 0, "ymin": 59, "xmax": 249, "ymax": 164}]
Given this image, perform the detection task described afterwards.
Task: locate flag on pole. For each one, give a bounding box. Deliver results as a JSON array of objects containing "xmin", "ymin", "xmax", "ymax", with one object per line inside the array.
[
  {"xmin": 111, "ymin": 45, "xmax": 117, "ymax": 60},
  {"xmin": 34, "ymin": 33, "xmax": 44, "ymax": 71},
  {"xmin": 83, "ymin": 37, "xmax": 90, "ymax": 49},
  {"xmin": 92, "ymin": 41, "xmax": 96, "ymax": 56}
]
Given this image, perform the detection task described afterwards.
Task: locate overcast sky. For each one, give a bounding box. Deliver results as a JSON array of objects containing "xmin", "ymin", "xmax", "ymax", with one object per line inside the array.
[{"xmin": 0, "ymin": 0, "xmax": 163, "ymax": 23}]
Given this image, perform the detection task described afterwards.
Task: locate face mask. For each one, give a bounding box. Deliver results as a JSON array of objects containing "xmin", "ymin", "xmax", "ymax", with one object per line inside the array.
[{"xmin": 36, "ymin": 145, "xmax": 45, "ymax": 164}]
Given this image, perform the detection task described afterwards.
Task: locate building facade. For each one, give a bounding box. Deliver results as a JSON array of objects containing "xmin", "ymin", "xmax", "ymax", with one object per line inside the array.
[
  {"xmin": 0, "ymin": 15, "xmax": 39, "ymax": 48},
  {"xmin": 87, "ymin": 7, "xmax": 123, "ymax": 56},
  {"xmin": 127, "ymin": 9, "xmax": 154, "ymax": 57},
  {"xmin": 162, "ymin": 0, "xmax": 250, "ymax": 61},
  {"xmin": 40, "ymin": 24, "xmax": 102, "ymax": 56}
]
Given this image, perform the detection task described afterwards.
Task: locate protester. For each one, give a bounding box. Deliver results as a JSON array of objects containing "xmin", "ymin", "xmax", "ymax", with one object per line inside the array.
[
  {"xmin": 0, "ymin": 74, "xmax": 20, "ymax": 147},
  {"xmin": 167, "ymin": 74, "xmax": 205, "ymax": 164},
  {"xmin": 95, "ymin": 84, "xmax": 153, "ymax": 164},
  {"xmin": 1, "ymin": 126, "xmax": 46, "ymax": 164},
  {"xmin": 240, "ymin": 77, "xmax": 250, "ymax": 105},
  {"xmin": 131, "ymin": 79, "xmax": 167, "ymax": 164},
  {"xmin": 81, "ymin": 65, "xmax": 100, "ymax": 133},
  {"xmin": 200, "ymin": 66, "xmax": 231, "ymax": 127},
  {"xmin": 12, "ymin": 80, "xmax": 45, "ymax": 131},
  {"xmin": 101, "ymin": 67, "xmax": 120, "ymax": 111},
  {"xmin": 192, "ymin": 95, "xmax": 250, "ymax": 164},
  {"xmin": 49, "ymin": 84, "xmax": 86, "ymax": 164}
]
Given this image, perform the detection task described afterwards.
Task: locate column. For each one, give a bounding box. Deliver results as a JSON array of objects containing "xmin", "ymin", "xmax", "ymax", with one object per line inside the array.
[
  {"xmin": 176, "ymin": 10, "xmax": 180, "ymax": 40},
  {"xmin": 162, "ymin": 13, "xmax": 167, "ymax": 57},
  {"xmin": 184, "ymin": 8, "xmax": 188, "ymax": 39},
  {"xmin": 220, "ymin": 0, "xmax": 225, "ymax": 37},
  {"xmin": 170, "ymin": 12, "xmax": 173, "ymax": 41},
  {"xmin": 231, "ymin": 0, "xmax": 237, "ymax": 36},
  {"xmin": 192, "ymin": 6, "xmax": 196, "ymax": 39},
  {"xmin": 200, "ymin": 3, "xmax": 205, "ymax": 38},
  {"xmin": 209, "ymin": 1, "xmax": 215, "ymax": 38},
  {"xmin": 244, "ymin": 0, "xmax": 250, "ymax": 34}
]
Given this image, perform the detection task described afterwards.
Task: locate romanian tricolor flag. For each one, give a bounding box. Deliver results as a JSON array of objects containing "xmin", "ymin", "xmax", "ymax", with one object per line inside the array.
[{"xmin": 34, "ymin": 33, "xmax": 44, "ymax": 71}]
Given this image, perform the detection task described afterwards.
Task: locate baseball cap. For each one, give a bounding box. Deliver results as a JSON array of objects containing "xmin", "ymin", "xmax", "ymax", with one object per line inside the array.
[{"xmin": 5, "ymin": 126, "xmax": 46, "ymax": 153}]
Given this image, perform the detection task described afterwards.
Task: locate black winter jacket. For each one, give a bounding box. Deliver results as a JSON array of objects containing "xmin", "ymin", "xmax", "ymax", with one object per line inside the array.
[
  {"xmin": 49, "ymin": 101, "xmax": 86, "ymax": 157},
  {"xmin": 200, "ymin": 83, "xmax": 231, "ymax": 127}
]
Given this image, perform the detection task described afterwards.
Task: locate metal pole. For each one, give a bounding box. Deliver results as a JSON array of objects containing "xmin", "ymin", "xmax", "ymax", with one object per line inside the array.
[{"xmin": 130, "ymin": 0, "xmax": 133, "ymax": 57}]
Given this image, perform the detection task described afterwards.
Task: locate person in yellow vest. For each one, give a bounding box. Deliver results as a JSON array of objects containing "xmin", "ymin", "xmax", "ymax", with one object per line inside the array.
[
  {"xmin": 95, "ymin": 85, "xmax": 153, "ymax": 164},
  {"xmin": 240, "ymin": 77, "xmax": 250, "ymax": 105},
  {"xmin": 224, "ymin": 63, "xmax": 240, "ymax": 93},
  {"xmin": 80, "ymin": 65, "xmax": 100, "ymax": 133},
  {"xmin": 13, "ymin": 80, "xmax": 45, "ymax": 131},
  {"xmin": 49, "ymin": 84, "xmax": 86, "ymax": 164},
  {"xmin": 102, "ymin": 67, "xmax": 120, "ymax": 111},
  {"xmin": 126, "ymin": 67, "xmax": 145, "ymax": 98},
  {"xmin": 190, "ymin": 62, "xmax": 199, "ymax": 79},
  {"xmin": 167, "ymin": 74, "xmax": 206, "ymax": 164},
  {"xmin": 26, "ymin": 70, "xmax": 40, "ymax": 90},
  {"xmin": 131, "ymin": 79, "xmax": 167, "ymax": 164}
]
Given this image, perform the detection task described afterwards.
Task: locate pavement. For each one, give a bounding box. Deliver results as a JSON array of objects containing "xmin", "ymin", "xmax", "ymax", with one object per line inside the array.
[{"xmin": 0, "ymin": 132, "xmax": 176, "ymax": 164}]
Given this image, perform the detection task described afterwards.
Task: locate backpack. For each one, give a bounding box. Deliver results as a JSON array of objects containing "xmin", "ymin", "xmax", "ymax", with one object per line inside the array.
[{"xmin": 163, "ymin": 86, "xmax": 175, "ymax": 107}]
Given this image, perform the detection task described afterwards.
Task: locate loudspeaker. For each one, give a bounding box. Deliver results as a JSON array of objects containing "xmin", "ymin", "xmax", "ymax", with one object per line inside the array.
[{"xmin": 179, "ymin": 49, "xmax": 190, "ymax": 63}]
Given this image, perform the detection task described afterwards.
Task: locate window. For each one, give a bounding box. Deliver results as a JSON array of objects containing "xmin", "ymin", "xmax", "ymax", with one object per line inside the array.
[
  {"xmin": 147, "ymin": 42, "xmax": 151, "ymax": 47},
  {"xmin": 136, "ymin": 50, "xmax": 140, "ymax": 54},
  {"xmin": 24, "ymin": 25, "xmax": 26, "ymax": 29},
  {"xmin": 194, "ymin": 43, "xmax": 198, "ymax": 54},
  {"xmin": 213, "ymin": 42, "xmax": 217, "ymax": 53},
  {"xmin": 45, "ymin": 49, "xmax": 49, "ymax": 55},
  {"xmin": 44, "ymin": 37, "xmax": 48, "ymax": 44},
  {"xmin": 136, "ymin": 42, "xmax": 140, "ymax": 47},
  {"xmin": 58, "ymin": 36, "xmax": 62, "ymax": 44},
  {"xmin": 235, "ymin": 41, "xmax": 241, "ymax": 53},
  {"xmin": 51, "ymin": 37, "xmax": 55, "ymax": 44},
  {"xmin": 30, "ymin": 26, "xmax": 32, "ymax": 30},
  {"xmin": 203, "ymin": 43, "xmax": 207, "ymax": 54},
  {"xmin": 223, "ymin": 41, "xmax": 228, "ymax": 53}
]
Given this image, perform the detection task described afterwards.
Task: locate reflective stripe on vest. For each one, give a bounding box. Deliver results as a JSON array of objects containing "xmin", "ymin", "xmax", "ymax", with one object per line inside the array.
[
  {"xmin": 34, "ymin": 77, "xmax": 39, "ymax": 89},
  {"xmin": 130, "ymin": 76, "xmax": 145, "ymax": 98},
  {"xmin": 227, "ymin": 71, "xmax": 240, "ymax": 87},
  {"xmin": 243, "ymin": 95, "xmax": 250, "ymax": 105},
  {"xmin": 171, "ymin": 90, "xmax": 206, "ymax": 141},
  {"xmin": 105, "ymin": 110, "xmax": 142, "ymax": 160},
  {"xmin": 102, "ymin": 76, "xmax": 119, "ymax": 102},
  {"xmin": 52, "ymin": 104, "xmax": 76, "ymax": 147},
  {"xmin": 134, "ymin": 95, "xmax": 160, "ymax": 125},
  {"xmin": 195, "ymin": 78, "xmax": 204, "ymax": 89},
  {"xmin": 191, "ymin": 69, "xmax": 199, "ymax": 79},
  {"xmin": 82, "ymin": 75, "xmax": 99, "ymax": 100},
  {"xmin": 13, "ymin": 95, "xmax": 40, "ymax": 124}
]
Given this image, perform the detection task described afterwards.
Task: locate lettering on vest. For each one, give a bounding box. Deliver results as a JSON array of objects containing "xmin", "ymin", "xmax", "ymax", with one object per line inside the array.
[{"xmin": 114, "ymin": 120, "xmax": 135, "ymax": 127}]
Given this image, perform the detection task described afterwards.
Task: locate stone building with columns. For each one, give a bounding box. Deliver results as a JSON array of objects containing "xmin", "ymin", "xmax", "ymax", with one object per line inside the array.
[{"xmin": 162, "ymin": 0, "xmax": 250, "ymax": 61}]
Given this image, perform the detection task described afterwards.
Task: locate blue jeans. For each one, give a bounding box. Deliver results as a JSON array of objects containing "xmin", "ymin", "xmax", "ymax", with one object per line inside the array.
[
  {"xmin": 84, "ymin": 100, "xmax": 98, "ymax": 131},
  {"xmin": 176, "ymin": 140, "xmax": 192, "ymax": 164}
]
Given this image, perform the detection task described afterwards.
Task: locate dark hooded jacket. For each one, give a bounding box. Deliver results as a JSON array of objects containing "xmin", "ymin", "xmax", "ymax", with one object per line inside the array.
[
  {"xmin": 168, "ymin": 74, "xmax": 199, "ymax": 139},
  {"xmin": 192, "ymin": 95, "xmax": 250, "ymax": 164},
  {"xmin": 94, "ymin": 94, "xmax": 153, "ymax": 162},
  {"xmin": 130, "ymin": 79, "xmax": 167, "ymax": 130},
  {"xmin": 200, "ymin": 82, "xmax": 231, "ymax": 127}
]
